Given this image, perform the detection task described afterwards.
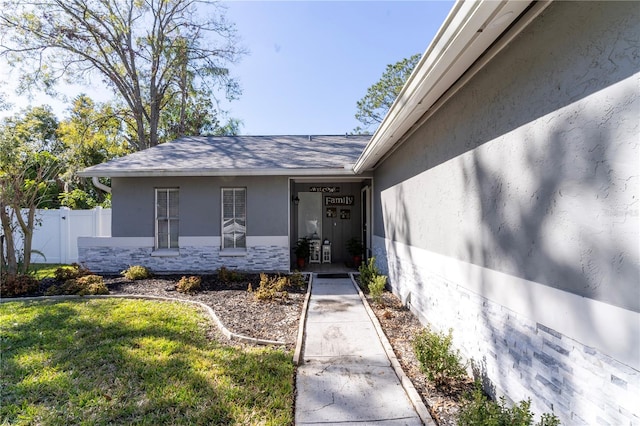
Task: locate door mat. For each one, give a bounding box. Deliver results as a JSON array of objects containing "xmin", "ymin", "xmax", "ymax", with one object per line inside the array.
[{"xmin": 316, "ymin": 273, "xmax": 350, "ymax": 279}]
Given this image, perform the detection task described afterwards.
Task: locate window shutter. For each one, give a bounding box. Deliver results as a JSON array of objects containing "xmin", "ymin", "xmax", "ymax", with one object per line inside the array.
[
  {"xmin": 169, "ymin": 190, "xmax": 179, "ymax": 218},
  {"xmin": 157, "ymin": 190, "xmax": 168, "ymax": 218},
  {"xmin": 223, "ymin": 189, "xmax": 234, "ymax": 221}
]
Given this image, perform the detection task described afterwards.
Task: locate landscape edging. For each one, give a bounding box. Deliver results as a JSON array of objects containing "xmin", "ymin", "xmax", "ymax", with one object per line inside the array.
[
  {"xmin": 293, "ymin": 273, "xmax": 313, "ymax": 366},
  {"xmin": 0, "ymin": 293, "xmax": 287, "ymax": 346},
  {"xmin": 348, "ymin": 273, "xmax": 436, "ymax": 426}
]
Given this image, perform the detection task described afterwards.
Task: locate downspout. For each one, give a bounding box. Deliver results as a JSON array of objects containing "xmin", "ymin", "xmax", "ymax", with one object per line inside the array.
[{"xmin": 92, "ymin": 176, "xmax": 112, "ymax": 194}]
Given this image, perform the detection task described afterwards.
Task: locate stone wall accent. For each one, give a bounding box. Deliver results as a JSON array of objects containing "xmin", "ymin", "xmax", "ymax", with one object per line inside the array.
[
  {"xmin": 373, "ymin": 240, "xmax": 639, "ymax": 425},
  {"xmin": 79, "ymin": 244, "xmax": 290, "ymax": 274}
]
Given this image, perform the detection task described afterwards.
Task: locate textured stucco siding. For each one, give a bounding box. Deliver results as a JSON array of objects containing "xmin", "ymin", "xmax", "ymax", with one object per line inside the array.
[
  {"xmin": 373, "ymin": 1, "xmax": 639, "ymax": 424},
  {"xmin": 112, "ymin": 175, "xmax": 289, "ymax": 237},
  {"xmin": 374, "ymin": 0, "xmax": 639, "ymax": 311}
]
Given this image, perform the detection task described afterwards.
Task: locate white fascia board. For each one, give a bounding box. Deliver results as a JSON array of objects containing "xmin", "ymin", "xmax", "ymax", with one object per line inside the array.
[
  {"xmin": 76, "ymin": 167, "xmax": 360, "ymax": 178},
  {"xmin": 353, "ymin": 0, "xmax": 534, "ymax": 173}
]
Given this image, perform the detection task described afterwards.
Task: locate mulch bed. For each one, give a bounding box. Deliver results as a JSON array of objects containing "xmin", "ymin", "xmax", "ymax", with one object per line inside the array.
[
  {"xmin": 103, "ymin": 274, "xmax": 307, "ymax": 348},
  {"xmin": 365, "ymin": 292, "xmax": 474, "ymax": 426}
]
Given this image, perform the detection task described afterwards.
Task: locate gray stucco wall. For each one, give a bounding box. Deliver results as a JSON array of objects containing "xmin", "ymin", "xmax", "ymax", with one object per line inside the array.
[
  {"xmin": 372, "ymin": 2, "xmax": 639, "ymax": 424},
  {"xmin": 374, "ymin": 0, "xmax": 639, "ymax": 312},
  {"xmin": 112, "ymin": 175, "xmax": 289, "ymax": 238}
]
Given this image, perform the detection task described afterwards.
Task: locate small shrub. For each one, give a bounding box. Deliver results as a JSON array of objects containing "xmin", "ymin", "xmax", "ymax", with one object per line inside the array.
[
  {"xmin": 250, "ymin": 273, "xmax": 288, "ymax": 301},
  {"xmin": 45, "ymin": 275, "xmax": 109, "ymax": 296},
  {"xmin": 368, "ymin": 274, "xmax": 387, "ymax": 304},
  {"xmin": 76, "ymin": 275, "xmax": 109, "ymax": 296},
  {"xmin": 0, "ymin": 273, "xmax": 39, "ymax": 297},
  {"xmin": 288, "ymin": 271, "xmax": 306, "ymax": 289},
  {"xmin": 54, "ymin": 263, "xmax": 92, "ymax": 281},
  {"xmin": 217, "ymin": 266, "xmax": 244, "ymax": 282},
  {"xmin": 122, "ymin": 265, "xmax": 151, "ymax": 280},
  {"xmin": 413, "ymin": 327, "xmax": 467, "ymax": 388},
  {"xmin": 177, "ymin": 276, "xmax": 202, "ymax": 294},
  {"xmin": 458, "ymin": 383, "xmax": 561, "ymax": 426},
  {"xmin": 44, "ymin": 284, "xmax": 63, "ymax": 296},
  {"xmin": 358, "ymin": 257, "xmax": 380, "ymax": 289}
]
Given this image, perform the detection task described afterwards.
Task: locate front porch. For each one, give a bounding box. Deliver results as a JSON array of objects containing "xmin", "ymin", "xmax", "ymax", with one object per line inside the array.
[{"xmin": 289, "ymin": 178, "xmax": 372, "ymax": 270}]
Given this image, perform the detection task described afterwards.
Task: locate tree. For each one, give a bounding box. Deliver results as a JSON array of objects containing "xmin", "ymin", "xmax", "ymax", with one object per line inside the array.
[
  {"xmin": 57, "ymin": 95, "xmax": 130, "ymax": 206},
  {"xmin": 158, "ymin": 89, "xmax": 243, "ymax": 143},
  {"xmin": 0, "ymin": 107, "xmax": 61, "ymax": 276},
  {"xmin": 354, "ymin": 53, "xmax": 421, "ymax": 133},
  {"xmin": 0, "ymin": 0, "xmax": 244, "ymax": 150}
]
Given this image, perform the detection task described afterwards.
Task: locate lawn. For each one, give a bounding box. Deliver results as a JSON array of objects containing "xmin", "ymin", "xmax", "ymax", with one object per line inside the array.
[{"xmin": 0, "ymin": 298, "xmax": 294, "ymax": 425}]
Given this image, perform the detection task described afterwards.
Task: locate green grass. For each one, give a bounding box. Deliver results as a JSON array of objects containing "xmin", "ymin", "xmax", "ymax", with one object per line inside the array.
[
  {"xmin": 1, "ymin": 299, "xmax": 294, "ymax": 425},
  {"xmin": 28, "ymin": 263, "xmax": 68, "ymax": 280}
]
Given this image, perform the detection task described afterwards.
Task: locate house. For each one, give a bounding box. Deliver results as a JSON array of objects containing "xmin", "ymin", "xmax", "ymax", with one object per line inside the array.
[
  {"xmin": 352, "ymin": 1, "xmax": 638, "ymax": 424},
  {"xmin": 78, "ymin": 135, "xmax": 372, "ymax": 273},
  {"xmin": 79, "ymin": 0, "xmax": 638, "ymax": 424}
]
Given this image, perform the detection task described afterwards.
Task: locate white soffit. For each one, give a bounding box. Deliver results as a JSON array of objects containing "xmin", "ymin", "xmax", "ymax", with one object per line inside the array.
[{"xmin": 354, "ymin": 0, "xmax": 537, "ymax": 173}]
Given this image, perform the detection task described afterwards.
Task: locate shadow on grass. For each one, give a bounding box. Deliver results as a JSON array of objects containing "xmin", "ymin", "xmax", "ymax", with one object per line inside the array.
[{"xmin": 0, "ymin": 299, "xmax": 293, "ymax": 425}]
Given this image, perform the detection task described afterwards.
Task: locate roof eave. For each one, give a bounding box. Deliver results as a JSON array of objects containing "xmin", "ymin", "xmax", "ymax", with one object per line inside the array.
[
  {"xmin": 354, "ymin": 0, "xmax": 547, "ymax": 174},
  {"xmin": 77, "ymin": 167, "xmax": 359, "ymax": 178}
]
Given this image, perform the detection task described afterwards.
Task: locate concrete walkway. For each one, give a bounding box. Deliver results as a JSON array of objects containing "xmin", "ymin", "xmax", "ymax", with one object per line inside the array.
[{"xmin": 295, "ymin": 275, "xmax": 428, "ymax": 425}]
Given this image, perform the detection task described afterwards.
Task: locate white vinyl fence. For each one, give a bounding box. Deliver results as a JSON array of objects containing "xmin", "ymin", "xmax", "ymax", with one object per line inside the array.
[{"xmin": 6, "ymin": 207, "xmax": 111, "ymax": 264}]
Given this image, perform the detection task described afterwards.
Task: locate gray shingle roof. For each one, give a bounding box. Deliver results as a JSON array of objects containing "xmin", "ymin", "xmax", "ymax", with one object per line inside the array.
[{"xmin": 78, "ymin": 135, "xmax": 371, "ymax": 177}]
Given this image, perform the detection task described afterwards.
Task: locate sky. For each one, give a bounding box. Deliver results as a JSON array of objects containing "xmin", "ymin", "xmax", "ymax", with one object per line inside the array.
[{"xmin": 0, "ymin": 1, "xmax": 454, "ymax": 136}]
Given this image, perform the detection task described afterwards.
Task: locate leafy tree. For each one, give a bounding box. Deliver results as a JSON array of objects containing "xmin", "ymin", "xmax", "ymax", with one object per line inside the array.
[
  {"xmin": 0, "ymin": 107, "xmax": 61, "ymax": 276},
  {"xmin": 2, "ymin": 105, "xmax": 62, "ymax": 155},
  {"xmin": 57, "ymin": 95, "xmax": 130, "ymax": 206},
  {"xmin": 158, "ymin": 90, "xmax": 243, "ymax": 143},
  {"xmin": 0, "ymin": 0, "xmax": 244, "ymax": 150},
  {"xmin": 354, "ymin": 53, "xmax": 421, "ymax": 133}
]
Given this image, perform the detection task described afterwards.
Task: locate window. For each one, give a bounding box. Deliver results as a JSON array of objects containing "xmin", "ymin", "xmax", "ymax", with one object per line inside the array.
[
  {"xmin": 222, "ymin": 188, "xmax": 246, "ymax": 249},
  {"xmin": 155, "ymin": 188, "xmax": 179, "ymax": 250}
]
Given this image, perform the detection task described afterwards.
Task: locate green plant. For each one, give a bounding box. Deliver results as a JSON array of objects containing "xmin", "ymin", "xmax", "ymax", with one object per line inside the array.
[
  {"xmin": 413, "ymin": 327, "xmax": 467, "ymax": 388},
  {"xmin": 458, "ymin": 382, "xmax": 561, "ymax": 426},
  {"xmin": 294, "ymin": 237, "xmax": 310, "ymax": 259},
  {"xmin": 76, "ymin": 275, "xmax": 109, "ymax": 296},
  {"xmin": 250, "ymin": 273, "xmax": 289, "ymax": 301},
  {"xmin": 177, "ymin": 275, "xmax": 202, "ymax": 294},
  {"xmin": 122, "ymin": 265, "xmax": 151, "ymax": 280},
  {"xmin": 45, "ymin": 275, "xmax": 109, "ymax": 296},
  {"xmin": 58, "ymin": 188, "xmax": 97, "ymax": 209},
  {"xmin": 54, "ymin": 263, "xmax": 92, "ymax": 281},
  {"xmin": 217, "ymin": 266, "xmax": 244, "ymax": 282},
  {"xmin": 346, "ymin": 237, "xmax": 364, "ymax": 257},
  {"xmin": 0, "ymin": 273, "xmax": 39, "ymax": 297},
  {"xmin": 288, "ymin": 271, "xmax": 306, "ymax": 289},
  {"xmin": 358, "ymin": 257, "xmax": 380, "ymax": 289},
  {"xmin": 369, "ymin": 274, "xmax": 387, "ymax": 304}
]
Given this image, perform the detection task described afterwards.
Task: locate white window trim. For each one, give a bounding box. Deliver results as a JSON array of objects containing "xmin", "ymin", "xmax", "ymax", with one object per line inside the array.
[
  {"xmin": 221, "ymin": 187, "xmax": 247, "ymax": 251},
  {"xmin": 155, "ymin": 188, "xmax": 179, "ymax": 251}
]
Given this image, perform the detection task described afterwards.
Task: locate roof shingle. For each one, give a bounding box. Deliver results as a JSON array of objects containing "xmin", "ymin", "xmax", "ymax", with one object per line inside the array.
[{"xmin": 78, "ymin": 135, "xmax": 370, "ymax": 177}]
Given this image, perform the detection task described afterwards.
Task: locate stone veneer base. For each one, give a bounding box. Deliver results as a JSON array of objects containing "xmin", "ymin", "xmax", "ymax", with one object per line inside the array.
[
  {"xmin": 79, "ymin": 245, "xmax": 290, "ymax": 273},
  {"xmin": 373, "ymin": 239, "xmax": 639, "ymax": 426}
]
